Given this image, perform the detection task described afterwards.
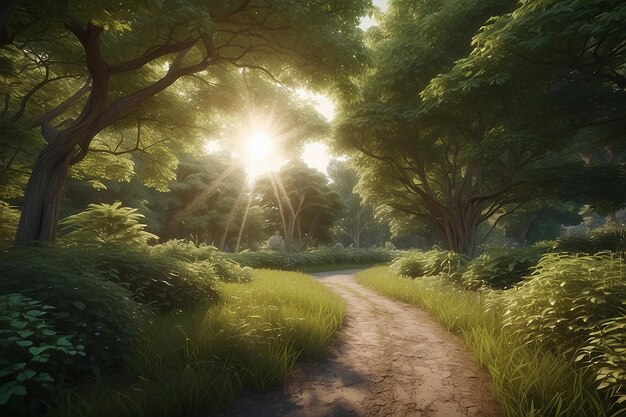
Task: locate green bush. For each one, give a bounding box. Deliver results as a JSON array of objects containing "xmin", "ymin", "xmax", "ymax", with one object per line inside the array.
[
  {"xmin": 390, "ymin": 250, "xmax": 470, "ymax": 279},
  {"xmin": 578, "ymin": 316, "xmax": 626, "ymax": 405},
  {"xmin": 59, "ymin": 202, "xmax": 158, "ymax": 245},
  {"xmin": 150, "ymin": 240, "xmax": 253, "ymax": 283},
  {"xmin": 462, "ymin": 245, "xmax": 547, "ymax": 290},
  {"xmin": 227, "ymin": 247, "xmax": 394, "ymax": 270},
  {"xmin": 86, "ymin": 245, "xmax": 221, "ymax": 312},
  {"xmin": 501, "ymin": 252, "xmax": 626, "ymax": 401},
  {"xmin": 389, "ymin": 252, "xmax": 425, "ymax": 277},
  {"xmin": 0, "ymin": 294, "xmax": 85, "ymax": 414},
  {"xmin": 552, "ymin": 227, "xmax": 625, "ymax": 255},
  {"xmin": 0, "ymin": 248, "xmax": 147, "ymax": 376}
]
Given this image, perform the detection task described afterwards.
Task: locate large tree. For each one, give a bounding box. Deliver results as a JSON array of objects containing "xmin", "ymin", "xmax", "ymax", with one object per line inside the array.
[
  {"xmin": 1, "ymin": 0, "xmax": 370, "ymax": 244},
  {"xmin": 336, "ymin": 0, "xmax": 626, "ymax": 255}
]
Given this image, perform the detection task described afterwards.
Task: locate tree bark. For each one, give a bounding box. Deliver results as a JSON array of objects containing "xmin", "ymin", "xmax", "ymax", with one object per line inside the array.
[{"xmin": 15, "ymin": 143, "xmax": 73, "ymax": 244}]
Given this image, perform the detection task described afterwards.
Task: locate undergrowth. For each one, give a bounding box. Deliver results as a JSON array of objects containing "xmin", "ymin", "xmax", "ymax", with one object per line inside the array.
[
  {"xmin": 356, "ymin": 266, "xmax": 625, "ymax": 417},
  {"xmin": 51, "ymin": 270, "xmax": 344, "ymax": 417}
]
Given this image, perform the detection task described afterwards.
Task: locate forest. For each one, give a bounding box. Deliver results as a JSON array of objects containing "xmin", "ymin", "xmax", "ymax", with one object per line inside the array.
[{"xmin": 0, "ymin": 0, "xmax": 625, "ymax": 416}]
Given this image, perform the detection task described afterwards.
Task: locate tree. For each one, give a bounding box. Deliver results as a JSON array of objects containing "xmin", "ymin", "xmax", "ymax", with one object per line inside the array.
[
  {"xmin": 256, "ymin": 162, "xmax": 343, "ymax": 249},
  {"xmin": 336, "ymin": 0, "xmax": 626, "ymax": 255},
  {"xmin": 336, "ymin": 0, "xmax": 547, "ymax": 256},
  {"xmin": 1, "ymin": 0, "xmax": 370, "ymax": 244},
  {"xmin": 327, "ymin": 160, "xmax": 388, "ymax": 248}
]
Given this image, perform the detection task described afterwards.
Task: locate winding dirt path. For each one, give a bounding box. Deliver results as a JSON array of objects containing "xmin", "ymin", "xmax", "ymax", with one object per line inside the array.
[{"xmin": 217, "ymin": 270, "xmax": 502, "ymax": 417}]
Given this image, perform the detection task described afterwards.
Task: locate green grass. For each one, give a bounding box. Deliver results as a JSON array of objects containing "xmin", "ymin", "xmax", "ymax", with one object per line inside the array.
[
  {"xmin": 355, "ymin": 266, "xmax": 622, "ymax": 417},
  {"xmin": 296, "ymin": 263, "xmax": 378, "ymax": 273},
  {"xmin": 51, "ymin": 269, "xmax": 344, "ymax": 417}
]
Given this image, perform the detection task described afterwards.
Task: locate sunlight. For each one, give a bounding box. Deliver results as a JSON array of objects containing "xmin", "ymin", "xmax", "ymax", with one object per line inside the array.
[
  {"xmin": 244, "ymin": 131, "xmax": 285, "ymax": 180},
  {"xmin": 302, "ymin": 142, "xmax": 332, "ymax": 173}
]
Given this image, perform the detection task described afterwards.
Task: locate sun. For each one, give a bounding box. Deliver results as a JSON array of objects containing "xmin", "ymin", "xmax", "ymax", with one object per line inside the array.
[{"xmin": 243, "ymin": 131, "xmax": 284, "ymax": 180}]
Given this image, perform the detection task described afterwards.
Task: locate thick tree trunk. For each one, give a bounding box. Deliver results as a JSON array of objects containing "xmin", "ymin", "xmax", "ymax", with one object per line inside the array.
[
  {"xmin": 15, "ymin": 146, "xmax": 72, "ymax": 244},
  {"xmin": 437, "ymin": 208, "xmax": 480, "ymax": 256}
]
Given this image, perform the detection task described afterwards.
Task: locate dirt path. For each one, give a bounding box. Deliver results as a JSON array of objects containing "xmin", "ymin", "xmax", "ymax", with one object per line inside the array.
[{"xmin": 217, "ymin": 270, "xmax": 502, "ymax": 417}]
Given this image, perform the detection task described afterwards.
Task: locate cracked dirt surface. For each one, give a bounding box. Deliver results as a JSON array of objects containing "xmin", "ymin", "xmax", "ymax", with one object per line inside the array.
[{"xmin": 217, "ymin": 270, "xmax": 503, "ymax": 417}]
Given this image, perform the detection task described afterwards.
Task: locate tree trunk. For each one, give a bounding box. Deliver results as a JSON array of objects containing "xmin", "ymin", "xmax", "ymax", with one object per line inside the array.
[{"xmin": 15, "ymin": 145, "xmax": 73, "ymax": 244}]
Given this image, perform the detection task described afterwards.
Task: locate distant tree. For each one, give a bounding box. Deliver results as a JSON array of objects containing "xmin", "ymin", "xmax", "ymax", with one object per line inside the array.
[
  {"xmin": 327, "ymin": 160, "xmax": 388, "ymax": 248},
  {"xmin": 256, "ymin": 162, "xmax": 343, "ymax": 249}
]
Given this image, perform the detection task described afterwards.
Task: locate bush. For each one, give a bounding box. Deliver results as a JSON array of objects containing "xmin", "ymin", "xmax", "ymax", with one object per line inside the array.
[
  {"xmin": 149, "ymin": 240, "xmax": 253, "ymax": 283},
  {"xmin": 59, "ymin": 202, "xmax": 158, "ymax": 245},
  {"xmin": 552, "ymin": 227, "xmax": 625, "ymax": 255},
  {"xmin": 462, "ymin": 245, "xmax": 547, "ymax": 290},
  {"xmin": 390, "ymin": 252, "xmax": 425, "ymax": 278},
  {"xmin": 501, "ymin": 252, "xmax": 626, "ymax": 401},
  {"xmin": 0, "ymin": 294, "xmax": 84, "ymax": 414},
  {"xmin": 86, "ymin": 245, "xmax": 221, "ymax": 312},
  {"xmin": 0, "ymin": 248, "xmax": 147, "ymax": 377},
  {"xmin": 266, "ymin": 234, "xmax": 285, "ymax": 251},
  {"xmin": 228, "ymin": 247, "xmax": 394, "ymax": 270},
  {"xmin": 390, "ymin": 250, "xmax": 470, "ymax": 279}
]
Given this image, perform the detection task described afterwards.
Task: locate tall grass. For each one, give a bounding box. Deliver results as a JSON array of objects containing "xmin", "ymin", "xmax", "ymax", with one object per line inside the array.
[
  {"xmin": 356, "ymin": 267, "xmax": 622, "ymax": 417},
  {"xmin": 52, "ymin": 270, "xmax": 344, "ymax": 417}
]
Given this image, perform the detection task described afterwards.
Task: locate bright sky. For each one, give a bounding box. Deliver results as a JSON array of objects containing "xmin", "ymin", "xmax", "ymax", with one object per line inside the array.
[{"xmin": 360, "ymin": 0, "xmax": 388, "ymax": 30}]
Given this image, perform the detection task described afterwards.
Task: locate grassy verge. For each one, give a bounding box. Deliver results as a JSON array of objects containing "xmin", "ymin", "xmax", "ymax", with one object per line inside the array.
[
  {"xmin": 52, "ymin": 269, "xmax": 344, "ymax": 417},
  {"xmin": 296, "ymin": 263, "xmax": 378, "ymax": 273},
  {"xmin": 355, "ymin": 266, "xmax": 618, "ymax": 417}
]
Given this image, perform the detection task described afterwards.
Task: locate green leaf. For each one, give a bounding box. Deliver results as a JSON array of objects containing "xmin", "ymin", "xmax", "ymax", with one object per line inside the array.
[{"xmin": 73, "ymin": 301, "xmax": 87, "ymax": 310}]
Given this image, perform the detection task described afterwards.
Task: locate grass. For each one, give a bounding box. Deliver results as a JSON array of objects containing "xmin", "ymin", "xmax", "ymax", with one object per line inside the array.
[
  {"xmin": 51, "ymin": 269, "xmax": 344, "ymax": 417},
  {"xmin": 355, "ymin": 266, "xmax": 622, "ymax": 417},
  {"xmin": 296, "ymin": 263, "xmax": 378, "ymax": 273}
]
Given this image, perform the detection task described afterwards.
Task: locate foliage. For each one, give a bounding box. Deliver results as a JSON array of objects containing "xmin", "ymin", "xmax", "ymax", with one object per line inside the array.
[
  {"xmin": 358, "ymin": 266, "xmax": 617, "ymax": 417},
  {"xmin": 266, "ymin": 234, "xmax": 285, "ymax": 252},
  {"xmin": 4, "ymin": 0, "xmax": 371, "ymax": 244},
  {"xmin": 52, "ymin": 270, "xmax": 344, "ymax": 417},
  {"xmin": 0, "ymin": 200, "xmax": 20, "ymax": 244},
  {"xmin": 227, "ymin": 247, "xmax": 394, "ymax": 270},
  {"xmin": 501, "ymin": 253, "xmax": 625, "ymax": 353},
  {"xmin": 0, "ymin": 248, "xmax": 147, "ymax": 377},
  {"xmin": 149, "ymin": 240, "xmax": 253, "ymax": 283},
  {"xmin": 501, "ymin": 253, "xmax": 626, "ymax": 405},
  {"xmin": 85, "ymin": 245, "xmax": 221, "ymax": 312},
  {"xmin": 255, "ymin": 162, "xmax": 344, "ymax": 249},
  {"xmin": 0, "ymin": 294, "xmax": 84, "ymax": 414},
  {"xmin": 327, "ymin": 160, "xmax": 389, "ymax": 248},
  {"xmin": 462, "ymin": 245, "xmax": 548, "ymax": 290},
  {"xmin": 551, "ymin": 227, "xmax": 626, "ymax": 255},
  {"xmin": 59, "ymin": 202, "xmax": 158, "ymax": 245},
  {"xmin": 390, "ymin": 250, "xmax": 471, "ymax": 279}
]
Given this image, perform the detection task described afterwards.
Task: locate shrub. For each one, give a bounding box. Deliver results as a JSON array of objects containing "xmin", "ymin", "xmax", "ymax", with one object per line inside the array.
[
  {"xmin": 390, "ymin": 250, "xmax": 470, "ymax": 279},
  {"xmin": 578, "ymin": 316, "xmax": 626, "ymax": 405},
  {"xmin": 149, "ymin": 240, "xmax": 253, "ymax": 283},
  {"xmin": 86, "ymin": 245, "xmax": 221, "ymax": 311},
  {"xmin": 0, "ymin": 248, "xmax": 147, "ymax": 376},
  {"xmin": 59, "ymin": 202, "xmax": 158, "ymax": 245},
  {"xmin": 266, "ymin": 234, "xmax": 285, "ymax": 251},
  {"xmin": 228, "ymin": 247, "xmax": 394, "ymax": 270},
  {"xmin": 462, "ymin": 245, "xmax": 547, "ymax": 290},
  {"xmin": 390, "ymin": 252, "xmax": 425, "ymax": 278},
  {"xmin": 0, "ymin": 294, "xmax": 84, "ymax": 414},
  {"xmin": 500, "ymin": 252, "xmax": 626, "ymax": 404},
  {"xmin": 552, "ymin": 227, "xmax": 625, "ymax": 255}
]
